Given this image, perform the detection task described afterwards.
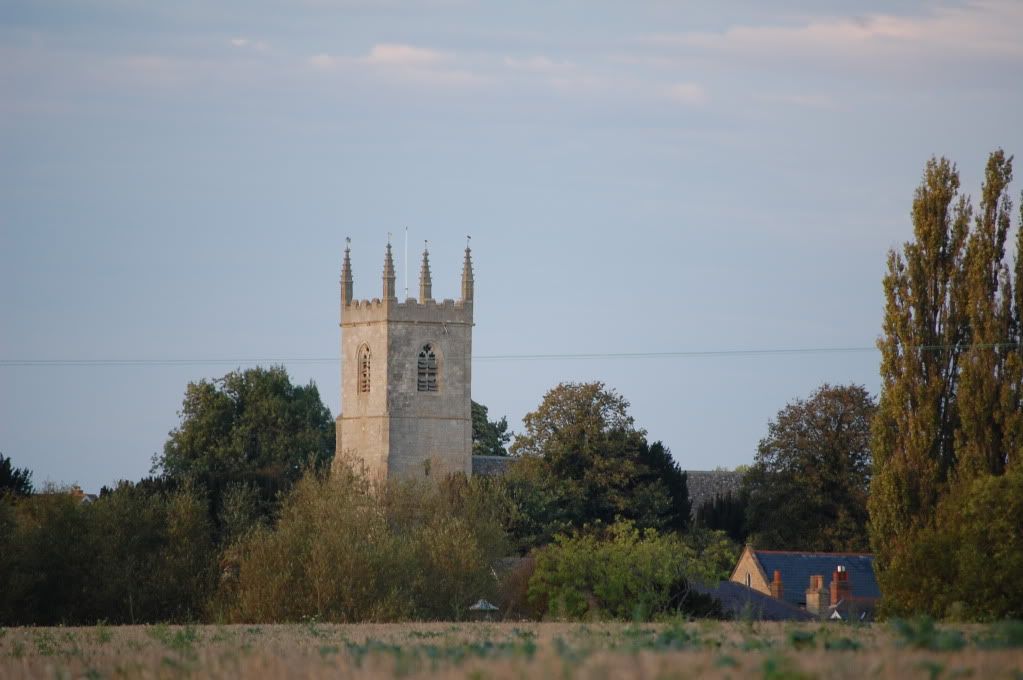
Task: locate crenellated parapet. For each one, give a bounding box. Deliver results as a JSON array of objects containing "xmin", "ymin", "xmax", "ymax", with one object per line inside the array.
[
  {"xmin": 343, "ymin": 296, "xmax": 473, "ymax": 325},
  {"xmin": 334, "ymin": 234, "xmax": 476, "ymax": 482},
  {"xmin": 339, "ymin": 238, "xmax": 474, "ymax": 327}
]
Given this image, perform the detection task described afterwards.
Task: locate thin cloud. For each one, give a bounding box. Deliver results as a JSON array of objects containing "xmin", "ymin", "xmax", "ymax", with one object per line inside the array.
[
  {"xmin": 503, "ymin": 56, "xmax": 575, "ymax": 74},
  {"xmin": 229, "ymin": 37, "xmax": 269, "ymax": 51},
  {"xmin": 759, "ymin": 93, "xmax": 838, "ymax": 110},
  {"xmin": 308, "ymin": 43, "xmax": 486, "ymax": 87},
  {"xmin": 645, "ymin": 1, "xmax": 1023, "ymax": 60},
  {"xmin": 664, "ymin": 82, "xmax": 708, "ymax": 106},
  {"xmin": 361, "ymin": 43, "xmax": 447, "ymax": 67}
]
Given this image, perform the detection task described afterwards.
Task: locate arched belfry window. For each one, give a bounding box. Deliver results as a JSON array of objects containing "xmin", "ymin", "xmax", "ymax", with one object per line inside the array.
[
  {"xmin": 358, "ymin": 345, "xmax": 371, "ymax": 393},
  {"xmin": 417, "ymin": 344, "xmax": 438, "ymax": 392}
]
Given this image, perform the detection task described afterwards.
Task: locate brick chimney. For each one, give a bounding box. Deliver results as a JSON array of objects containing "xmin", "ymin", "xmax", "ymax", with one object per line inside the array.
[
  {"xmin": 769, "ymin": 569, "xmax": 784, "ymax": 600},
  {"xmin": 805, "ymin": 574, "xmax": 830, "ymax": 615},
  {"xmin": 830, "ymin": 565, "xmax": 851, "ymax": 604}
]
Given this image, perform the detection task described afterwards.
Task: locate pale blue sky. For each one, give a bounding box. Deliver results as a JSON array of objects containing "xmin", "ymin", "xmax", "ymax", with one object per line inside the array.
[{"xmin": 2, "ymin": 1, "xmax": 1022, "ymax": 491}]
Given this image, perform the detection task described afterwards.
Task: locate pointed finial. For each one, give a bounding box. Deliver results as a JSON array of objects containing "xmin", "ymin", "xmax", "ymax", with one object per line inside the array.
[
  {"xmin": 341, "ymin": 237, "xmax": 354, "ymax": 306},
  {"xmin": 419, "ymin": 240, "xmax": 433, "ymax": 303},
  {"xmin": 382, "ymin": 240, "xmax": 396, "ymax": 300},
  {"xmin": 461, "ymin": 236, "xmax": 474, "ymax": 303}
]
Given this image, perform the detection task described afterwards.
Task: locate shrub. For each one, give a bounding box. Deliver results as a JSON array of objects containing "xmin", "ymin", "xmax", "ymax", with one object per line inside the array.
[
  {"xmin": 223, "ymin": 464, "xmax": 511, "ymax": 622},
  {"xmin": 879, "ymin": 465, "xmax": 1023, "ymax": 620},
  {"xmin": 527, "ymin": 520, "xmax": 728, "ymax": 620}
]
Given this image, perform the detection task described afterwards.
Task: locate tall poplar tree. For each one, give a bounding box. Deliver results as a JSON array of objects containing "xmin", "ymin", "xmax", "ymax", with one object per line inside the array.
[
  {"xmin": 869, "ymin": 157, "xmax": 970, "ymax": 564},
  {"xmin": 956, "ymin": 151, "xmax": 1019, "ymax": 480},
  {"xmin": 871, "ymin": 150, "xmax": 1023, "ymax": 616}
]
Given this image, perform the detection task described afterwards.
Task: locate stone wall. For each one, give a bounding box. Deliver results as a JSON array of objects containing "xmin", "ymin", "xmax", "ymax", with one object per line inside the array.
[{"xmin": 334, "ymin": 296, "xmax": 473, "ymax": 481}]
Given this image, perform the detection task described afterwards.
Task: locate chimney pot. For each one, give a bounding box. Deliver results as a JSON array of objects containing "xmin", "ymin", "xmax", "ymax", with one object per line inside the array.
[{"xmin": 769, "ymin": 569, "xmax": 784, "ymax": 600}]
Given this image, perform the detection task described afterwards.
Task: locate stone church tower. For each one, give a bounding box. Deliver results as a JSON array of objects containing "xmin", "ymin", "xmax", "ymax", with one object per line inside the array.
[{"xmin": 332, "ymin": 239, "xmax": 474, "ymax": 480}]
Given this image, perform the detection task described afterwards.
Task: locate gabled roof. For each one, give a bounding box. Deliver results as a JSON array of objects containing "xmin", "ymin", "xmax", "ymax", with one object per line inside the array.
[
  {"xmin": 693, "ymin": 581, "xmax": 815, "ymax": 621},
  {"xmin": 752, "ymin": 549, "xmax": 881, "ymax": 607}
]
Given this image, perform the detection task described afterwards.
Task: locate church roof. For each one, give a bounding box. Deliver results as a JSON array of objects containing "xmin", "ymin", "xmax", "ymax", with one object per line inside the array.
[{"xmin": 472, "ymin": 455, "xmax": 512, "ymax": 476}]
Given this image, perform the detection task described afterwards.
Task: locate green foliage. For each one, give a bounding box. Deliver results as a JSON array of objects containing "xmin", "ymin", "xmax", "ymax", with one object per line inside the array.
[
  {"xmin": 891, "ymin": 617, "xmax": 966, "ymax": 651},
  {"xmin": 871, "ymin": 156, "xmax": 971, "ymax": 565},
  {"xmin": 505, "ymin": 382, "xmax": 690, "ymax": 551},
  {"xmin": 223, "ymin": 464, "xmax": 511, "ymax": 622},
  {"xmin": 156, "ymin": 365, "xmax": 335, "ymax": 533},
  {"xmin": 744, "ymin": 383, "xmax": 874, "ymax": 552},
  {"xmin": 0, "ymin": 483, "xmax": 214, "ymax": 625},
  {"xmin": 0, "ymin": 452, "xmax": 33, "ymax": 497},
  {"xmin": 881, "ymin": 465, "xmax": 1023, "ymax": 619},
  {"xmin": 956, "ymin": 150, "xmax": 1021, "ymax": 479},
  {"xmin": 973, "ymin": 620, "xmax": 1023, "ymax": 649},
  {"xmin": 695, "ymin": 490, "xmax": 748, "ymax": 544},
  {"xmin": 871, "ymin": 151, "xmax": 1023, "ymax": 618},
  {"xmin": 526, "ymin": 521, "xmax": 732, "ymax": 621},
  {"xmin": 0, "ymin": 490, "xmax": 91, "ymax": 624},
  {"xmin": 472, "ymin": 400, "xmax": 512, "ymax": 457}
]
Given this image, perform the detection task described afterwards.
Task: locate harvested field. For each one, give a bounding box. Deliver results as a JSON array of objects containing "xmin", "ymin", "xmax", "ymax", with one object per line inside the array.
[{"xmin": 1, "ymin": 620, "xmax": 1021, "ymax": 679}]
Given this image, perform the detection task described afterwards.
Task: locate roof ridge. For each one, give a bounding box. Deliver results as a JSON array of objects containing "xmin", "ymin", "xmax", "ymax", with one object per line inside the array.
[{"xmin": 753, "ymin": 549, "xmax": 875, "ymax": 557}]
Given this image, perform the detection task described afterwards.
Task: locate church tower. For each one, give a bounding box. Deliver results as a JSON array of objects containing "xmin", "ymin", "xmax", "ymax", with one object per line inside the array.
[{"xmin": 333, "ymin": 238, "xmax": 475, "ymax": 480}]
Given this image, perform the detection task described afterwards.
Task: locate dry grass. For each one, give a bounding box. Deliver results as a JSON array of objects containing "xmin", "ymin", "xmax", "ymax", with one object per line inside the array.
[{"xmin": 1, "ymin": 621, "xmax": 1021, "ymax": 679}]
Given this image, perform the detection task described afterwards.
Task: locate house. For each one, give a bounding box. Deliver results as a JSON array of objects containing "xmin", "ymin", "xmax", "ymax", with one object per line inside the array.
[
  {"xmin": 729, "ymin": 546, "xmax": 881, "ymax": 618},
  {"xmin": 68, "ymin": 485, "xmax": 98, "ymax": 504},
  {"xmin": 692, "ymin": 580, "xmax": 815, "ymax": 621}
]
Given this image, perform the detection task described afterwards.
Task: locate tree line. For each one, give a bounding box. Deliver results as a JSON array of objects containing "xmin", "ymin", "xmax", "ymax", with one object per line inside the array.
[
  {"xmin": 0, "ymin": 369, "xmax": 729, "ymax": 624},
  {"xmin": 2, "ymin": 149, "xmax": 1020, "ymax": 622}
]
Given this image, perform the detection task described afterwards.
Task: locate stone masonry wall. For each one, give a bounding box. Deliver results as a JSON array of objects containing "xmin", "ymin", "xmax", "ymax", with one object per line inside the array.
[{"xmin": 334, "ymin": 296, "xmax": 473, "ymax": 481}]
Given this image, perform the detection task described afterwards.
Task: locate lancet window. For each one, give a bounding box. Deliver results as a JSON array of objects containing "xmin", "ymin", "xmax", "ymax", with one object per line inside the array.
[
  {"xmin": 417, "ymin": 344, "xmax": 438, "ymax": 392},
  {"xmin": 358, "ymin": 345, "xmax": 371, "ymax": 393}
]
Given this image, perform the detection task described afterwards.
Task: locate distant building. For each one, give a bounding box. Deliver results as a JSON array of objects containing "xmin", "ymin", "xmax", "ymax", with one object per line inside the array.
[
  {"xmin": 332, "ymin": 239, "xmax": 475, "ymax": 481},
  {"xmin": 730, "ymin": 546, "xmax": 881, "ymax": 618},
  {"xmin": 68, "ymin": 485, "xmax": 98, "ymax": 504},
  {"xmin": 475, "ymin": 457, "xmax": 744, "ymax": 517}
]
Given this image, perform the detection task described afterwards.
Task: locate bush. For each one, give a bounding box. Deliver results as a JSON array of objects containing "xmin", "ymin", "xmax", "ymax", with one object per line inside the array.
[
  {"xmin": 527, "ymin": 521, "xmax": 730, "ymax": 620},
  {"xmin": 878, "ymin": 465, "xmax": 1023, "ymax": 620},
  {"xmin": 222, "ymin": 464, "xmax": 512, "ymax": 622},
  {"xmin": 0, "ymin": 483, "xmax": 215, "ymax": 625}
]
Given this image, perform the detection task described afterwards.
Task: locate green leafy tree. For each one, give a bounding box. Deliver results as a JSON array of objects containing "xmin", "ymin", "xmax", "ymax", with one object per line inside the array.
[
  {"xmin": 956, "ymin": 150, "xmax": 1022, "ymax": 480},
  {"xmin": 695, "ymin": 490, "xmax": 748, "ymax": 544},
  {"xmin": 505, "ymin": 382, "xmax": 689, "ymax": 550},
  {"xmin": 0, "ymin": 482, "xmax": 215, "ymax": 625},
  {"xmin": 0, "ymin": 489, "xmax": 90, "ymax": 625},
  {"xmin": 870, "ymin": 150, "xmax": 1023, "ymax": 617},
  {"xmin": 0, "ymin": 453, "xmax": 33, "ymax": 496},
  {"xmin": 526, "ymin": 521, "xmax": 728, "ymax": 620},
  {"xmin": 471, "ymin": 400, "xmax": 512, "ymax": 456},
  {"xmin": 85, "ymin": 481, "xmax": 215, "ymax": 623},
  {"xmin": 155, "ymin": 365, "xmax": 335, "ymax": 528},
  {"xmin": 870, "ymin": 157, "xmax": 971, "ymax": 566},
  {"xmin": 744, "ymin": 384, "xmax": 874, "ymax": 552},
  {"xmin": 223, "ymin": 467, "xmax": 510, "ymax": 622}
]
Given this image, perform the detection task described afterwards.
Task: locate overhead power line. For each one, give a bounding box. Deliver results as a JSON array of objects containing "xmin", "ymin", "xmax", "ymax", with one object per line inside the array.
[{"xmin": 0, "ymin": 342, "xmax": 1018, "ymax": 368}]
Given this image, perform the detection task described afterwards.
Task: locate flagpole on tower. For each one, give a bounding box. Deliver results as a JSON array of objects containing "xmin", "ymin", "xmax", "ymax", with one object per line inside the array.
[{"xmin": 403, "ymin": 227, "xmax": 409, "ymax": 299}]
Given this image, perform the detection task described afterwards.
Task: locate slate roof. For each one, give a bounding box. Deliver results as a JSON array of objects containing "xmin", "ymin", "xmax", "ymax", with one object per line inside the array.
[
  {"xmin": 693, "ymin": 581, "xmax": 815, "ymax": 621},
  {"xmin": 753, "ymin": 550, "xmax": 881, "ymax": 607},
  {"xmin": 684, "ymin": 470, "xmax": 744, "ymax": 514},
  {"xmin": 471, "ymin": 457, "xmax": 746, "ymax": 515},
  {"xmin": 472, "ymin": 455, "xmax": 513, "ymax": 476}
]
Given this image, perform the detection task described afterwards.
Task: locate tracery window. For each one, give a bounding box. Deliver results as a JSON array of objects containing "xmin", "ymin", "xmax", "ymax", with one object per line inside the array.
[
  {"xmin": 417, "ymin": 344, "xmax": 438, "ymax": 392},
  {"xmin": 358, "ymin": 345, "xmax": 371, "ymax": 393}
]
